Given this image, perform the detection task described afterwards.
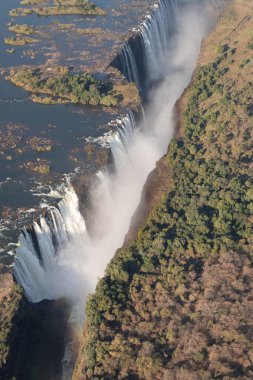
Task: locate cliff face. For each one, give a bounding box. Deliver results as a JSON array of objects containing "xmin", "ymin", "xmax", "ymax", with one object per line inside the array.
[
  {"xmin": 75, "ymin": 1, "xmax": 253, "ymax": 378},
  {"xmin": 123, "ymin": 154, "xmax": 174, "ymax": 248},
  {"xmin": 0, "ymin": 277, "xmax": 70, "ymax": 380},
  {"xmin": 0, "ymin": 274, "xmax": 22, "ymax": 374}
]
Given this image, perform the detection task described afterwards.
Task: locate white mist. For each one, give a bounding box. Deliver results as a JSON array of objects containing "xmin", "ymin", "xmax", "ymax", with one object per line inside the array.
[{"xmin": 14, "ymin": 0, "xmax": 217, "ymax": 314}]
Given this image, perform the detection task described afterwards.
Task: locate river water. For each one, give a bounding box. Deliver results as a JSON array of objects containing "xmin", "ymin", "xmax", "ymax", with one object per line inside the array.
[{"xmin": 0, "ymin": 0, "xmax": 150, "ymax": 265}]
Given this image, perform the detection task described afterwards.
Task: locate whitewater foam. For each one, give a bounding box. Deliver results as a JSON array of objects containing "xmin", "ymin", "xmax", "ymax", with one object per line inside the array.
[{"xmin": 14, "ymin": 0, "xmax": 217, "ymax": 317}]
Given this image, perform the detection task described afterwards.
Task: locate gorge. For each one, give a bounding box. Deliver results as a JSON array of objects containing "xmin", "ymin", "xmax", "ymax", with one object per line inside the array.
[
  {"xmin": 14, "ymin": 0, "xmax": 217, "ymax": 304},
  {"xmin": 3, "ymin": 0, "xmax": 252, "ymax": 379}
]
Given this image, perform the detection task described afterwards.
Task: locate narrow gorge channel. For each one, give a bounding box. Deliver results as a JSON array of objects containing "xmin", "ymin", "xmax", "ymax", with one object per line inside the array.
[{"xmin": 12, "ymin": 0, "xmax": 220, "ymax": 378}]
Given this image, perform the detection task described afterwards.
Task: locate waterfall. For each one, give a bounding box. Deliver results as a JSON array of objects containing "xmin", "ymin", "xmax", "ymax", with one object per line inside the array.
[
  {"xmin": 111, "ymin": 0, "xmax": 178, "ymax": 90},
  {"xmin": 13, "ymin": 187, "xmax": 87, "ymax": 302},
  {"xmin": 13, "ymin": 0, "xmax": 217, "ymax": 309},
  {"xmin": 13, "ymin": 112, "xmax": 137, "ymax": 302},
  {"xmin": 13, "ymin": 0, "xmax": 217, "ymax": 378},
  {"xmin": 13, "ymin": 0, "xmax": 216, "ymax": 303},
  {"xmin": 140, "ymin": 0, "xmax": 178, "ymax": 84},
  {"xmin": 115, "ymin": 44, "xmax": 141, "ymax": 89},
  {"xmin": 108, "ymin": 111, "xmax": 136, "ymax": 172}
]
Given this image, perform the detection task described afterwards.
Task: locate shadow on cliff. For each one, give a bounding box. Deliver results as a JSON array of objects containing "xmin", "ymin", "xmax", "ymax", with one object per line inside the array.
[{"xmin": 0, "ymin": 294, "xmax": 70, "ymax": 380}]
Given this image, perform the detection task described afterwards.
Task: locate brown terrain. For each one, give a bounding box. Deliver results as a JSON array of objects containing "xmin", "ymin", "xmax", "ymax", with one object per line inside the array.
[{"xmin": 73, "ymin": 1, "xmax": 253, "ymax": 379}]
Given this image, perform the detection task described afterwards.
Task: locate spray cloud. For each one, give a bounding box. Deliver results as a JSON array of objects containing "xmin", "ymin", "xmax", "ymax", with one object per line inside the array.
[{"xmin": 14, "ymin": 0, "xmax": 217, "ymax": 313}]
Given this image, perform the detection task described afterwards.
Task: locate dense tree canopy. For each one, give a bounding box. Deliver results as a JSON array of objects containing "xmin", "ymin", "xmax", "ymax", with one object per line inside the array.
[{"xmin": 74, "ymin": 3, "xmax": 253, "ymax": 378}]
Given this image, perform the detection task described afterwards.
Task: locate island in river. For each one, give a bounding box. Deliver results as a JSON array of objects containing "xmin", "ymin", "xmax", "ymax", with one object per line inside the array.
[{"xmin": 0, "ymin": 0, "xmax": 147, "ymax": 264}]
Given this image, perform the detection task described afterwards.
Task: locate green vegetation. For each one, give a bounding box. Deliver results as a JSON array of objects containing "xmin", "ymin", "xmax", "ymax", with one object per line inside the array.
[
  {"xmin": 30, "ymin": 94, "xmax": 58, "ymax": 104},
  {"xmin": 76, "ymin": 27, "xmax": 102, "ymax": 35},
  {"xmin": 10, "ymin": 0, "xmax": 106, "ymax": 17},
  {"xmin": 0, "ymin": 283, "xmax": 23, "ymax": 369},
  {"xmin": 58, "ymin": 23, "xmax": 75, "ymax": 30},
  {"xmin": 55, "ymin": 0, "xmax": 94, "ymax": 5},
  {"xmin": 55, "ymin": 24, "xmax": 102, "ymax": 34},
  {"xmin": 20, "ymin": 0, "xmax": 47, "ymax": 4},
  {"xmin": 23, "ymin": 161, "xmax": 51, "ymax": 173},
  {"xmin": 6, "ymin": 49, "xmax": 15, "ymax": 54},
  {"xmin": 58, "ymin": 24, "xmax": 103, "ymax": 34},
  {"xmin": 4, "ymin": 37, "xmax": 39, "ymax": 46},
  {"xmin": 74, "ymin": 2, "xmax": 253, "ymax": 379},
  {"xmin": 8, "ymin": 24, "xmax": 36, "ymax": 35},
  {"xmin": 9, "ymin": 8, "xmax": 33, "ymax": 16},
  {"xmin": 8, "ymin": 67, "xmax": 120, "ymax": 106},
  {"xmin": 239, "ymin": 58, "xmax": 251, "ymax": 68},
  {"xmin": 33, "ymin": 4, "xmax": 106, "ymax": 16},
  {"xmin": 247, "ymin": 36, "xmax": 253, "ymax": 49}
]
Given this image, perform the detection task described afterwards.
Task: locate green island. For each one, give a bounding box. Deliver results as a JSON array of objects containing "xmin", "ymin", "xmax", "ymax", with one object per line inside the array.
[
  {"xmin": 5, "ymin": 24, "xmax": 39, "ymax": 46},
  {"xmin": 72, "ymin": 1, "xmax": 253, "ymax": 379},
  {"xmin": 20, "ymin": 0, "xmax": 47, "ymax": 4},
  {"xmin": 4, "ymin": 37, "xmax": 39, "ymax": 46},
  {"xmin": 10, "ymin": 0, "xmax": 107, "ymax": 17},
  {"xmin": 7, "ymin": 66, "xmax": 135, "ymax": 107},
  {"xmin": 8, "ymin": 24, "xmax": 36, "ymax": 35}
]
